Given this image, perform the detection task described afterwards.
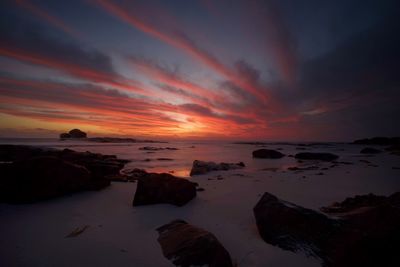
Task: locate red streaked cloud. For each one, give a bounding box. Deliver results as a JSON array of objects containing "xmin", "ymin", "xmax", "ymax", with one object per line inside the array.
[
  {"xmin": 15, "ymin": 0, "xmax": 82, "ymax": 39},
  {"xmin": 93, "ymin": 0, "xmax": 269, "ymax": 102},
  {"xmin": 0, "ymin": 46, "xmax": 151, "ymax": 96}
]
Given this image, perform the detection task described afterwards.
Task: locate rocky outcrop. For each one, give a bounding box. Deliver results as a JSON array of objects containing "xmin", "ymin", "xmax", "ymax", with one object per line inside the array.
[
  {"xmin": 295, "ymin": 152, "xmax": 338, "ymax": 161},
  {"xmin": 1, "ymin": 156, "xmax": 92, "ymax": 203},
  {"xmin": 190, "ymin": 160, "xmax": 245, "ymax": 176},
  {"xmin": 253, "ymin": 192, "xmax": 400, "ymax": 267},
  {"xmin": 360, "ymin": 147, "xmax": 382, "ymax": 154},
  {"xmin": 156, "ymin": 220, "xmax": 233, "ymax": 267},
  {"xmin": 0, "ymin": 145, "xmax": 129, "ymax": 203},
  {"xmin": 353, "ymin": 137, "xmax": 400, "ymax": 145},
  {"xmin": 60, "ymin": 129, "xmax": 87, "ymax": 139},
  {"xmin": 133, "ymin": 172, "xmax": 197, "ymax": 206},
  {"xmin": 252, "ymin": 149, "xmax": 285, "ymax": 159}
]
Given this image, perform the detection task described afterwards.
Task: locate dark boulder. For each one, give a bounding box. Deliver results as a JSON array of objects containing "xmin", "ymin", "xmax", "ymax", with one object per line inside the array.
[
  {"xmin": 190, "ymin": 160, "xmax": 245, "ymax": 176},
  {"xmin": 360, "ymin": 147, "xmax": 382, "ymax": 154},
  {"xmin": 253, "ymin": 192, "xmax": 400, "ymax": 267},
  {"xmin": 252, "ymin": 149, "xmax": 285, "ymax": 159},
  {"xmin": 253, "ymin": 192, "xmax": 337, "ymax": 258},
  {"xmin": 68, "ymin": 128, "xmax": 87, "ymax": 138},
  {"xmin": 0, "ymin": 144, "xmax": 43, "ymax": 162},
  {"xmin": 133, "ymin": 172, "xmax": 196, "ymax": 206},
  {"xmin": 156, "ymin": 220, "xmax": 233, "ymax": 267},
  {"xmin": 0, "ymin": 145, "xmax": 129, "ymax": 203},
  {"xmin": 295, "ymin": 152, "xmax": 338, "ymax": 161},
  {"xmin": 56, "ymin": 148, "xmax": 128, "ymax": 178},
  {"xmin": 0, "ymin": 156, "xmax": 92, "ymax": 203}
]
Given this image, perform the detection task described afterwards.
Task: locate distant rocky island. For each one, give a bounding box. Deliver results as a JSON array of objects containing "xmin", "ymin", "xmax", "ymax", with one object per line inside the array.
[{"xmin": 59, "ymin": 129, "xmax": 166, "ymax": 143}]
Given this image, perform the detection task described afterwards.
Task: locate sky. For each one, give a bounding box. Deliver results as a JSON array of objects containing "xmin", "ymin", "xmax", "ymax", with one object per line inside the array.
[{"xmin": 0, "ymin": 0, "xmax": 399, "ymax": 141}]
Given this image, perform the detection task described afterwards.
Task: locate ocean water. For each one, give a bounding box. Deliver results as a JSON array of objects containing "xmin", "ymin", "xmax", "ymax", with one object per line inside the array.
[
  {"xmin": 0, "ymin": 138, "xmax": 345, "ymax": 177},
  {"xmin": 1, "ymin": 138, "xmax": 399, "ymax": 207}
]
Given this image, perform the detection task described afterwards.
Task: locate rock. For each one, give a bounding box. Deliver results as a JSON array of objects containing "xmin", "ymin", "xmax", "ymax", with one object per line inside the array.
[
  {"xmin": 190, "ymin": 160, "xmax": 245, "ymax": 176},
  {"xmin": 156, "ymin": 220, "xmax": 233, "ymax": 267},
  {"xmin": 122, "ymin": 168, "xmax": 148, "ymax": 181},
  {"xmin": 252, "ymin": 149, "xmax": 285, "ymax": 159},
  {"xmin": 386, "ymin": 144, "xmax": 400, "ymax": 152},
  {"xmin": 353, "ymin": 137, "xmax": 400, "ymax": 145},
  {"xmin": 1, "ymin": 156, "xmax": 92, "ymax": 203},
  {"xmin": 287, "ymin": 165, "xmax": 319, "ymax": 171},
  {"xmin": 133, "ymin": 172, "xmax": 197, "ymax": 206},
  {"xmin": 60, "ymin": 133, "xmax": 71, "ymax": 139},
  {"xmin": 320, "ymin": 193, "xmax": 388, "ymax": 214},
  {"xmin": 386, "ymin": 144, "xmax": 400, "ymax": 156},
  {"xmin": 360, "ymin": 147, "xmax": 382, "ymax": 154},
  {"xmin": 0, "ymin": 145, "xmax": 129, "ymax": 203},
  {"xmin": 234, "ymin": 141, "xmax": 268, "ymax": 145},
  {"xmin": 295, "ymin": 152, "xmax": 338, "ymax": 161},
  {"xmin": 139, "ymin": 146, "xmax": 178, "ymax": 151},
  {"xmin": 0, "ymin": 144, "xmax": 43, "ymax": 162},
  {"xmin": 253, "ymin": 192, "xmax": 400, "ymax": 267},
  {"xmin": 87, "ymin": 137, "xmax": 136, "ymax": 143},
  {"xmin": 253, "ymin": 192, "xmax": 337, "ymax": 258}
]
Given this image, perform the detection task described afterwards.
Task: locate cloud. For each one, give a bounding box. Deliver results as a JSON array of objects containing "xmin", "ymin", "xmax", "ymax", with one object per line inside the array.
[
  {"xmin": 0, "ymin": 15, "xmax": 148, "ymax": 95},
  {"xmin": 93, "ymin": 0, "xmax": 269, "ymax": 101}
]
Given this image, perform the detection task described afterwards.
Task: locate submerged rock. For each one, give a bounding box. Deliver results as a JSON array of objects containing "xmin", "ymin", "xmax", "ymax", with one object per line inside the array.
[
  {"xmin": 252, "ymin": 149, "xmax": 285, "ymax": 159},
  {"xmin": 156, "ymin": 220, "xmax": 233, "ymax": 267},
  {"xmin": 253, "ymin": 192, "xmax": 400, "ymax": 267},
  {"xmin": 133, "ymin": 172, "xmax": 197, "ymax": 206},
  {"xmin": 360, "ymin": 147, "xmax": 382, "ymax": 154},
  {"xmin": 190, "ymin": 160, "xmax": 245, "ymax": 176},
  {"xmin": 294, "ymin": 152, "xmax": 338, "ymax": 161}
]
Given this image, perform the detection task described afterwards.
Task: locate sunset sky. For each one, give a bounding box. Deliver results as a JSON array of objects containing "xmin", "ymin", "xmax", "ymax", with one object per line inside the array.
[{"xmin": 0, "ymin": 0, "xmax": 399, "ymax": 140}]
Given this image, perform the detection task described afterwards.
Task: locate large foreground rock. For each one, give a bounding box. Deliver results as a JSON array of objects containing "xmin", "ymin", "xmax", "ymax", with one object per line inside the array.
[
  {"xmin": 133, "ymin": 172, "xmax": 196, "ymax": 206},
  {"xmin": 0, "ymin": 145, "xmax": 129, "ymax": 203},
  {"xmin": 156, "ymin": 220, "xmax": 233, "ymax": 267},
  {"xmin": 252, "ymin": 149, "xmax": 285, "ymax": 159},
  {"xmin": 295, "ymin": 152, "xmax": 338, "ymax": 161},
  {"xmin": 253, "ymin": 192, "xmax": 337, "ymax": 258},
  {"xmin": 253, "ymin": 192, "xmax": 400, "ymax": 267},
  {"xmin": 1, "ymin": 156, "xmax": 92, "ymax": 203},
  {"xmin": 190, "ymin": 160, "xmax": 245, "ymax": 176}
]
